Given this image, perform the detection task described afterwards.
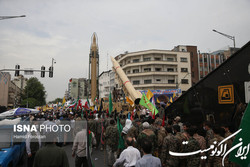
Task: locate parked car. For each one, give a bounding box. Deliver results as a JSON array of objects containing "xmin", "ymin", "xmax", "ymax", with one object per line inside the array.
[{"xmin": 0, "ymin": 118, "xmax": 26, "ymax": 167}]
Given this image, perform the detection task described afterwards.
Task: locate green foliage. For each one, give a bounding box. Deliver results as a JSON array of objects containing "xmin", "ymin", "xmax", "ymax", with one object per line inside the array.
[
  {"xmin": 48, "ymin": 98, "xmax": 62, "ymax": 104},
  {"xmin": 22, "ymin": 77, "xmax": 46, "ymax": 107},
  {"xmin": 21, "ymin": 98, "xmax": 39, "ymax": 108}
]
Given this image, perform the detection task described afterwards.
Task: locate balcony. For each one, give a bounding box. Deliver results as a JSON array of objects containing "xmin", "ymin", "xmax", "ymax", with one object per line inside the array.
[
  {"xmin": 127, "ymin": 71, "xmax": 178, "ymax": 77},
  {"xmin": 122, "ymin": 60, "xmax": 178, "ymax": 69},
  {"xmin": 133, "ymin": 83, "xmax": 176, "ymax": 88}
]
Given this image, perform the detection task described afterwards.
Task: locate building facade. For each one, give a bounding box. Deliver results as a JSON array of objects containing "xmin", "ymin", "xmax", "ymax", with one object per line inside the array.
[
  {"xmin": 0, "ymin": 72, "xmax": 22, "ymax": 108},
  {"xmin": 68, "ymin": 78, "xmax": 88, "ymax": 100},
  {"xmin": 172, "ymin": 45, "xmax": 199, "ymax": 85},
  {"xmin": 12, "ymin": 75, "xmax": 28, "ymax": 90},
  {"xmin": 198, "ymin": 47, "xmax": 240, "ymax": 79},
  {"xmin": 115, "ymin": 49, "xmax": 192, "ymax": 93},
  {"xmin": 99, "ymin": 70, "xmax": 116, "ymax": 98}
]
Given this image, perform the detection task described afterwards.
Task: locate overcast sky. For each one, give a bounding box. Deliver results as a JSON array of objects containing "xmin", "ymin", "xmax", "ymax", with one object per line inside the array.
[{"xmin": 0, "ymin": 0, "xmax": 249, "ymax": 102}]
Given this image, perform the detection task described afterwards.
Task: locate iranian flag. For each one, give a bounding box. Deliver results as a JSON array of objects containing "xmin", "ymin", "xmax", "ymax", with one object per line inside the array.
[
  {"xmin": 95, "ymin": 97, "xmax": 98, "ymax": 104},
  {"xmin": 69, "ymin": 101, "xmax": 76, "ymax": 108},
  {"xmin": 76, "ymin": 99, "xmax": 82, "ymax": 110},
  {"xmin": 93, "ymin": 105, "xmax": 97, "ymax": 114},
  {"xmin": 84, "ymin": 99, "xmax": 90, "ymax": 110}
]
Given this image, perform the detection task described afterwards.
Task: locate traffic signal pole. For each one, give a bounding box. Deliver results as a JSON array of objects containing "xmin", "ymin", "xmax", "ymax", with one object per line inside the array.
[{"xmin": 0, "ymin": 58, "xmax": 55, "ymax": 78}]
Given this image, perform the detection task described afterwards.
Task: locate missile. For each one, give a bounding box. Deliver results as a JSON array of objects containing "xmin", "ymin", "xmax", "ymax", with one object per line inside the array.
[{"xmin": 111, "ymin": 56, "xmax": 142, "ymax": 104}]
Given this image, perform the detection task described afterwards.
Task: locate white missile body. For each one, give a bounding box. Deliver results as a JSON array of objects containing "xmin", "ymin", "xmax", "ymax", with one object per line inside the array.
[{"xmin": 111, "ymin": 56, "xmax": 142, "ymax": 104}]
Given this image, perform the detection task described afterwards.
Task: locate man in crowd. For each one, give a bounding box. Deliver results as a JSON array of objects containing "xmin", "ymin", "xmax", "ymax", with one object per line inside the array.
[
  {"xmin": 105, "ymin": 119, "xmax": 119, "ymax": 167},
  {"xmin": 161, "ymin": 127, "xmax": 178, "ymax": 167},
  {"xmin": 113, "ymin": 136, "xmax": 141, "ymax": 167},
  {"xmin": 135, "ymin": 139, "xmax": 161, "ymax": 167},
  {"xmin": 33, "ymin": 133, "xmax": 69, "ymax": 167},
  {"xmin": 137, "ymin": 122, "xmax": 157, "ymax": 155}
]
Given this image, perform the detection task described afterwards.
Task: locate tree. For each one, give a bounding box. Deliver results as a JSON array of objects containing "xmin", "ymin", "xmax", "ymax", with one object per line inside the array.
[
  {"xmin": 21, "ymin": 98, "xmax": 39, "ymax": 108},
  {"xmin": 48, "ymin": 98, "xmax": 63, "ymax": 104},
  {"xmin": 22, "ymin": 77, "xmax": 46, "ymax": 107}
]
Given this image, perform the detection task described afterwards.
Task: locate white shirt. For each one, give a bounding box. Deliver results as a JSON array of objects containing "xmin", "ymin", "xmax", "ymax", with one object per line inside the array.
[{"xmin": 113, "ymin": 146, "xmax": 141, "ymax": 167}]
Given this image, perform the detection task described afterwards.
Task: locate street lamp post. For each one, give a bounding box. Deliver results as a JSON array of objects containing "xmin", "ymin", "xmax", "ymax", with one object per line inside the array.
[
  {"xmin": 212, "ymin": 29, "xmax": 236, "ymax": 54},
  {"xmin": 0, "ymin": 15, "xmax": 26, "ymax": 20}
]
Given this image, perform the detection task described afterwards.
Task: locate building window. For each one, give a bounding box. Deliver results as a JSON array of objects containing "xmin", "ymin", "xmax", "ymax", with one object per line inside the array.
[
  {"xmin": 167, "ymin": 68, "xmax": 174, "ymax": 72},
  {"xmin": 156, "ymin": 79, "xmax": 161, "ymax": 82},
  {"xmin": 133, "ymin": 69, "xmax": 139, "ymax": 73},
  {"xmin": 182, "ymin": 49, "xmax": 185, "ymax": 52},
  {"xmin": 167, "ymin": 57, "xmax": 174, "ymax": 62},
  {"xmin": 181, "ymin": 68, "xmax": 188, "ymax": 72},
  {"xmin": 204, "ymin": 57, "xmax": 207, "ymax": 62},
  {"xmin": 181, "ymin": 79, "xmax": 189, "ymax": 84},
  {"xmin": 144, "ymin": 80, "xmax": 152, "ymax": 84},
  {"xmin": 180, "ymin": 58, "xmax": 188, "ymax": 62},
  {"xmin": 155, "ymin": 57, "xmax": 161, "ymax": 61},
  {"xmin": 143, "ymin": 57, "xmax": 151, "ymax": 61},
  {"xmin": 144, "ymin": 68, "xmax": 151, "ymax": 72},
  {"xmin": 127, "ymin": 70, "xmax": 130, "ymax": 74},
  {"xmin": 133, "ymin": 80, "xmax": 140, "ymax": 85},
  {"xmin": 216, "ymin": 58, "xmax": 219, "ymax": 64},
  {"xmin": 133, "ymin": 59, "xmax": 140, "ymax": 63},
  {"xmin": 168, "ymin": 79, "xmax": 175, "ymax": 84},
  {"xmin": 155, "ymin": 68, "xmax": 162, "ymax": 72}
]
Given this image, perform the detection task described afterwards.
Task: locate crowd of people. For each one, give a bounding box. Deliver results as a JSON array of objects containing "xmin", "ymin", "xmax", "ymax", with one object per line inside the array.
[{"xmin": 20, "ymin": 106, "xmax": 237, "ymax": 167}]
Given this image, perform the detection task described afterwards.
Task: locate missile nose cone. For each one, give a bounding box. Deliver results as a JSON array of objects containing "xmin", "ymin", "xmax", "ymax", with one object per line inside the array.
[
  {"xmin": 93, "ymin": 33, "xmax": 96, "ymax": 44},
  {"xmin": 110, "ymin": 56, "xmax": 118, "ymax": 66},
  {"xmin": 111, "ymin": 56, "xmax": 115, "ymax": 62},
  {"xmin": 91, "ymin": 32, "xmax": 98, "ymax": 50}
]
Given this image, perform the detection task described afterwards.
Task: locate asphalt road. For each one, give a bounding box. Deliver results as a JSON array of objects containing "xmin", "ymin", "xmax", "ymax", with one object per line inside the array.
[
  {"xmin": 17, "ymin": 144, "xmax": 108, "ymax": 167},
  {"xmin": 63, "ymin": 144, "xmax": 108, "ymax": 167}
]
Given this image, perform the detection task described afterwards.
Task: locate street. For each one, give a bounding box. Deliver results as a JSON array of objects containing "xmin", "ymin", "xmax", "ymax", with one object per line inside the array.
[
  {"xmin": 63, "ymin": 144, "xmax": 108, "ymax": 167},
  {"xmin": 17, "ymin": 144, "xmax": 108, "ymax": 167}
]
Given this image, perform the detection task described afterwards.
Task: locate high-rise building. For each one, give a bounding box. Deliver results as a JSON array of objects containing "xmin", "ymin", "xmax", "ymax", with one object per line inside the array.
[
  {"xmin": 0, "ymin": 72, "xmax": 22, "ymax": 108},
  {"xmin": 115, "ymin": 49, "xmax": 192, "ymax": 94},
  {"xmin": 172, "ymin": 45, "xmax": 199, "ymax": 85},
  {"xmin": 89, "ymin": 33, "xmax": 99, "ymax": 102},
  {"xmin": 12, "ymin": 75, "xmax": 28, "ymax": 90},
  {"xmin": 68, "ymin": 78, "xmax": 87, "ymax": 100},
  {"xmin": 99, "ymin": 70, "xmax": 117, "ymax": 98},
  {"xmin": 198, "ymin": 47, "xmax": 240, "ymax": 79}
]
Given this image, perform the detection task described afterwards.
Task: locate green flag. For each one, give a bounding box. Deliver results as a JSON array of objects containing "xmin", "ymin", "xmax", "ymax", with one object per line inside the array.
[
  {"xmin": 117, "ymin": 117, "xmax": 125, "ymax": 149},
  {"xmin": 229, "ymin": 103, "xmax": 250, "ymax": 166},
  {"xmin": 139, "ymin": 93, "xmax": 159, "ymax": 115},
  {"xmin": 74, "ymin": 98, "xmax": 79, "ymax": 110},
  {"xmin": 109, "ymin": 92, "xmax": 113, "ymax": 115}
]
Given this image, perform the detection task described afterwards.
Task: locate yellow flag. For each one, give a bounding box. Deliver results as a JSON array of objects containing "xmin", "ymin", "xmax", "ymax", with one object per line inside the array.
[
  {"xmin": 126, "ymin": 97, "xmax": 134, "ymax": 106},
  {"xmin": 62, "ymin": 96, "xmax": 66, "ymax": 105},
  {"xmin": 157, "ymin": 98, "xmax": 160, "ymax": 103},
  {"xmin": 146, "ymin": 90, "xmax": 154, "ymax": 100},
  {"xmin": 173, "ymin": 93, "xmax": 176, "ymax": 98},
  {"xmin": 170, "ymin": 97, "xmax": 173, "ymax": 103}
]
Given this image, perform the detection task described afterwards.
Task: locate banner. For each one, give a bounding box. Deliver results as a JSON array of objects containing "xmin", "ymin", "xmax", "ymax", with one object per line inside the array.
[{"xmin": 139, "ymin": 89, "xmax": 181, "ymax": 95}]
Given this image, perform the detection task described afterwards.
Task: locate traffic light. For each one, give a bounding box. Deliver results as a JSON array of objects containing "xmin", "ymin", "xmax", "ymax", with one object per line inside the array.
[
  {"xmin": 41, "ymin": 66, "xmax": 45, "ymax": 78},
  {"xmin": 49, "ymin": 66, "xmax": 53, "ymax": 78},
  {"xmin": 15, "ymin": 64, "xmax": 20, "ymax": 76}
]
